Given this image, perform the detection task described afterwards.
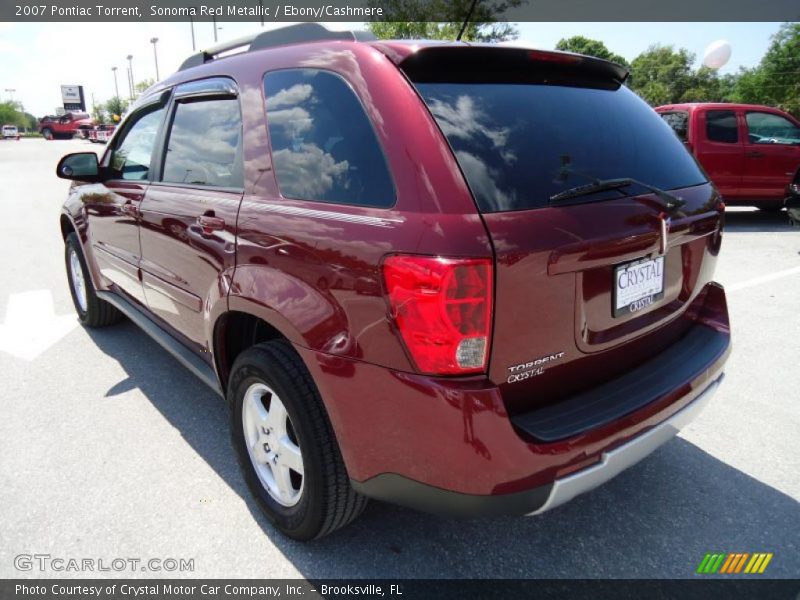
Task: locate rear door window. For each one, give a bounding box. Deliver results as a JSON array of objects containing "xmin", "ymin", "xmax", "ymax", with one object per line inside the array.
[
  {"xmin": 705, "ymin": 110, "xmax": 739, "ymax": 144},
  {"xmin": 659, "ymin": 111, "xmax": 689, "ymax": 141},
  {"xmin": 415, "ymin": 82, "xmax": 706, "ymax": 213},
  {"xmin": 263, "ymin": 69, "xmax": 395, "ymax": 208}
]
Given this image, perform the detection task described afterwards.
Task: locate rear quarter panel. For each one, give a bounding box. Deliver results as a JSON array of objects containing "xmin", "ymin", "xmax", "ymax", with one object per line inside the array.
[{"xmin": 220, "ymin": 43, "xmax": 493, "ymax": 371}]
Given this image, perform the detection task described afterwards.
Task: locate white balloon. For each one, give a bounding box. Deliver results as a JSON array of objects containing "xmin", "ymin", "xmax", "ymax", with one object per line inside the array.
[{"xmin": 703, "ymin": 40, "xmax": 732, "ymax": 69}]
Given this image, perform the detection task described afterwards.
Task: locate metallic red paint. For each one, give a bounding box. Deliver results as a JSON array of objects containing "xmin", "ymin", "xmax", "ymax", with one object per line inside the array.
[{"xmin": 58, "ymin": 39, "xmax": 731, "ymax": 509}]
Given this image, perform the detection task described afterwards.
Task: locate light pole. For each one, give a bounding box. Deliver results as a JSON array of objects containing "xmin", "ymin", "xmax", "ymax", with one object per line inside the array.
[
  {"xmin": 189, "ymin": 16, "xmax": 196, "ymax": 50},
  {"xmin": 150, "ymin": 37, "xmax": 160, "ymax": 81},
  {"xmin": 212, "ymin": 15, "xmax": 218, "ymax": 42},
  {"xmin": 126, "ymin": 54, "xmax": 134, "ymax": 99},
  {"xmin": 111, "ymin": 67, "xmax": 119, "ymax": 98},
  {"xmin": 4, "ymin": 88, "xmax": 15, "ymax": 102}
]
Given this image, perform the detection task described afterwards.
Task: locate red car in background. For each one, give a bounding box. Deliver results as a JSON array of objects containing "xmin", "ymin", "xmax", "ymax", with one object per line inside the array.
[
  {"xmin": 39, "ymin": 111, "xmax": 96, "ymax": 140},
  {"xmin": 88, "ymin": 124, "xmax": 117, "ymax": 144},
  {"xmin": 656, "ymin": 103, "xmax": 800, "ymax": 210}
]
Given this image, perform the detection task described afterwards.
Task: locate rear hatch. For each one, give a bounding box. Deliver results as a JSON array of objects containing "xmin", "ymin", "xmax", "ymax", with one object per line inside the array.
[{"xmin": 404, "ymin": 47, "xmax": 723, "ymax": 415}]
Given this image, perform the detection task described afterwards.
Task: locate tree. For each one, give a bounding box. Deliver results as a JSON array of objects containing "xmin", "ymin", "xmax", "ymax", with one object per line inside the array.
[
  {"xmin": 367, "ymin": 0, "xmax": 522, "ymax": 42},
  {"xmin": 22, "ymin": 111, "xmax": 38, "ymax": 130},
  {"xmin": 555, "ymin": 36, "xmax": 629, "ymax": 67},
  {"xmin": 91, "ymin": 102, "xmax": 107, "ymax": 125},
  {"xmin": 0, "ymin": 101, "xmax": 29, "ymax": 129},
  {"xmin": 105, "ymin": 96, "xmax": 129, "ymax": 122},
  {"xmin": 731, "ymin": 22, "xmax": 799, "ymax": 116},
  {"xmin": 681, "ymin": 67, "xmax": 737, "ymax": 103},
  {"xmin": 629, "ymin": 44, "xmax": 695, "ymax": 105},
  {"xmin": 135, "ymin": 79, "xmax": 155, "ymax": 94}
]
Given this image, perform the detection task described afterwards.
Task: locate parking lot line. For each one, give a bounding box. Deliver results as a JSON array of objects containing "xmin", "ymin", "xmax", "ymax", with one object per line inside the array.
[{"xmin": 726, "ymin": 265, "xmax": 800, "ymax": 293}]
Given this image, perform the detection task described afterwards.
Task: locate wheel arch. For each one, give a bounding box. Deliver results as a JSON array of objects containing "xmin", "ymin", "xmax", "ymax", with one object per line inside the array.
[
  {"xmin": 60, "ymin": 213, "xmax": 76, "ymax": 240},
  {"xmin": 213, "ymin": 308, "xmax": 359, "ymax": 490},
  {"xmin": 212, "ymin": 307, "xmax": 299, "ymax": 397}
]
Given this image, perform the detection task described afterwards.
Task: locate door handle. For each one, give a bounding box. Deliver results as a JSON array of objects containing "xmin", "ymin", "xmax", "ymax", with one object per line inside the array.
[
  {"xmin": 197, "ymin": 214, "xmax": 225, "ymax": 232},
  {"xmin": 746, "ymin": 151, "xmax": 765, "ymax": 158}
]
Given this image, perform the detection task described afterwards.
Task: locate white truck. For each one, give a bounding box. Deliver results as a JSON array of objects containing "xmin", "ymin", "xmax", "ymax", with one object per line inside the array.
[{"xmin": 2, "ymin": 125, "xmax": 20, "ymax": 140}]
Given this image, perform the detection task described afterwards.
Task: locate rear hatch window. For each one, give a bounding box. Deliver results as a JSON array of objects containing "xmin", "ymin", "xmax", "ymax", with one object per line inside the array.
[{"xmin": 415, "ymin": 82, "xmax": 707, "ymax": 213}]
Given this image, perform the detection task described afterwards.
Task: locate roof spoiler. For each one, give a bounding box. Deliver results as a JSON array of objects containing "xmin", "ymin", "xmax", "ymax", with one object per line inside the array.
[
  {"xmin": 178, "ymin": 23, "xmax": 376, "ymax": 72},
  {"xmin": 399, "ymin": 46, "xmax": 629, "ymax": 87}
]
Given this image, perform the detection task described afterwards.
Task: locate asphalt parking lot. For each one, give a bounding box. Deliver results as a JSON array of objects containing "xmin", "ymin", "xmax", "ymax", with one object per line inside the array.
[{"xmin": 0, "ymin": 138, "xmax": 797, "ymax": 579}]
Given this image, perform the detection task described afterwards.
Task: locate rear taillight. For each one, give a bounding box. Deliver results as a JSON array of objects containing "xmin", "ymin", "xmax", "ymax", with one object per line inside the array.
[{"xmin": 382, "ymin": 255, "xmax": 493, "ymax": 376}]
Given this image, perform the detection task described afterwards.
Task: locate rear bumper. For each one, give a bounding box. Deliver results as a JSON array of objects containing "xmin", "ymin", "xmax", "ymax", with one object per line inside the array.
[
  {"xmin": 297, "ymin": 282, "xmax": 730, "ymax": 516},
  {"xmin": 351, "ymin": 374, "xmax": 722, "ymax": 517},
  {"xmin": 528, "ymin": 374, "xmax": 721, "ymax": 515}
]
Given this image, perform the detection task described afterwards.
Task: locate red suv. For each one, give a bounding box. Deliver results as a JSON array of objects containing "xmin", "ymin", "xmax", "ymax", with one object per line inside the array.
[
  {"xmin": 57, "ymin": 24, "xmax": 730, "ymax": 540},
  {"xmin": 656, "ymin": 103, "xmax": 800, "ymax": 210},
  {"xmin": 39, "ymin": 111, "xmax": 96, "ymax": 140}
]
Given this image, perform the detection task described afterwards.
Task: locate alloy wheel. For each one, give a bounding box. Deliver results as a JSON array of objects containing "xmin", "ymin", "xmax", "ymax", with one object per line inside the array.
[{"xmin": 241, "ymin": 382, "xmax": 304, "ymax": 507}]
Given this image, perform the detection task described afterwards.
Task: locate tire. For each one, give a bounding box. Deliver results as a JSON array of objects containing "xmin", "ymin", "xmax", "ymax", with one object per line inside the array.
[
  {"xmin": 65, "ymin": 233, "xmax": 123, "ymax": 327},
  {"xmin": 41, "ymin": 128, "xmax": 53, "ymax": 140},
  {"xmin": 229, "ymin": 340, "xmax": 367, "ymax": 540}
]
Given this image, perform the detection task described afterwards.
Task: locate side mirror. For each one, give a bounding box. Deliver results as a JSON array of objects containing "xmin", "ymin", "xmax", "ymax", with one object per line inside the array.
[{"xmin": 56, "ymin": 152, "xmax": 100, "ymax": 181}]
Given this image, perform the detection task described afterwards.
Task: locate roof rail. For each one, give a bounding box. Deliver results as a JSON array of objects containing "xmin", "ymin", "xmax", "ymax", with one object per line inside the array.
[{"xmin": 178, "ymin": 23, "xmax": 376, "ymax": 72}]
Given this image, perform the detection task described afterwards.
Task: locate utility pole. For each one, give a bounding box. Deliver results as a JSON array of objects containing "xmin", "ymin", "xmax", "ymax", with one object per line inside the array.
[
  {"xmin": 111, "ymin": 67, "xmax": 119, "ymax": 98},
  {"xmin": 150, "ymin": 37, "xmax": 160, "ymax": 81},
  {"xmin": 126, "ymin": 54, "xmax": 134, "ymax": 99}
]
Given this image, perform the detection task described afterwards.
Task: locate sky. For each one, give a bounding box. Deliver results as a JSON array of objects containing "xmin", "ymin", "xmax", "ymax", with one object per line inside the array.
[{"xmin": 0, "ymin": 21, "xmax": 784, "ymax": 118}]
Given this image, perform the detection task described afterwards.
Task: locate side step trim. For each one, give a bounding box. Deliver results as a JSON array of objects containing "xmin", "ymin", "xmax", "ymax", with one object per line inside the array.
[{"xmin": 97, "ymin": 291, "xmax": 223, "ymax": 397}]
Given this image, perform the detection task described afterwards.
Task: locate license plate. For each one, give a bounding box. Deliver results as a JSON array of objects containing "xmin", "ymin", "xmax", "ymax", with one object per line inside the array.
[{"xmin": 613, "ymin": 256, "xmax": 664, "ymax": 317}]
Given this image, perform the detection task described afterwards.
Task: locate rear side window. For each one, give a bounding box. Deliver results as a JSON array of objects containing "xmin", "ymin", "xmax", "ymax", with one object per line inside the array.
[
  {"xmin": 415, "ymin": 83, "xmax": 706, "ymax": 213},
  {"xmin": 264, "ymin": 69, "xmax": 394, "ymax": 207},
  {"xmin": 660, "ymin": 111, "xmax": 689, "ymax": 141},
  {"xmin": 705, "ymin": 110, "xmax": 738, "ymax": 144},
  {"xmin": 109, "ymin": 105, "xmax": 165, "ymax": 180},
  {"xmin": 162, "ymin": 98, "xmax": 243, "ymax": 188}
]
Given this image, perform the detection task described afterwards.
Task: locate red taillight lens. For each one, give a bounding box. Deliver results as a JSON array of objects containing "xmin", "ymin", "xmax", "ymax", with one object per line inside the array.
[{"xmin": 382, "ymin": 255, "xmax": 493, "ymax": 375}]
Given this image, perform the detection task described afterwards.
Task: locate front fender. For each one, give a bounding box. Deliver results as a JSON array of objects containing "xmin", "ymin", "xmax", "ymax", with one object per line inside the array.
[{"xmin": 61, "ymin": 186, "xmax": 104, "ymax": 292}]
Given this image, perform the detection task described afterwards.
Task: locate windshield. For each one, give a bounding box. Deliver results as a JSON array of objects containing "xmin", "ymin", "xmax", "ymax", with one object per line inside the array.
[{"xmin": 415, "ymin": 82, "xmax": 707, "ymax": 213}]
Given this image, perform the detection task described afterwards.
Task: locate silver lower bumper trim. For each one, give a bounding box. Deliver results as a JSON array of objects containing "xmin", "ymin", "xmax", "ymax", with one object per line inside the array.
[{"xmin": 528, "ymin": 375, "xmax": 723, "ymax": 515}]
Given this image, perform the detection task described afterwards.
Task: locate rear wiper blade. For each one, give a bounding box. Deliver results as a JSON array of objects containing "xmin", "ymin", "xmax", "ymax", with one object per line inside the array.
[
  {"xmin": 549, "ymin": 178, "xmax": 632, "ymax": 203},
  {"xmin": 550, "ymin": 177, "xmax": 686, "ymax": 212}
]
